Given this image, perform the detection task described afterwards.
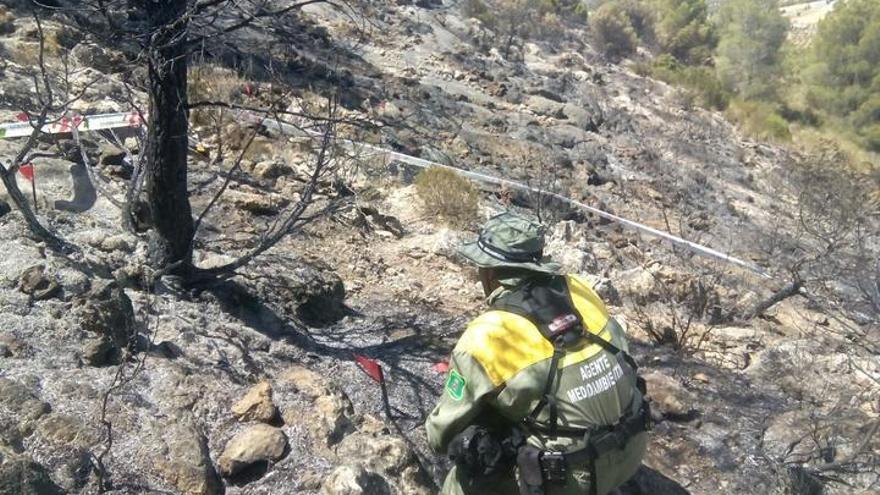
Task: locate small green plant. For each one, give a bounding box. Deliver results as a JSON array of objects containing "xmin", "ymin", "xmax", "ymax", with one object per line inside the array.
[{"xmin": 415, "ymin": 167, "xmax": 480, "ymax": 228}]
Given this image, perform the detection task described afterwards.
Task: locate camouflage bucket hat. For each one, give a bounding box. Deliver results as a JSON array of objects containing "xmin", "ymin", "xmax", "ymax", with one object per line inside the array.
[{"xmin": 457, "ymin": 212, "xmax": 561, "ymax": 274}]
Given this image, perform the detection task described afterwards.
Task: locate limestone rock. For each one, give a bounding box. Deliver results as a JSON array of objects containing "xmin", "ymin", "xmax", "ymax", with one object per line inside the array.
[
  {"xmin": 320, "ymin": 465, "xmax": 391, "ymax": 495},
  {"xmin": 278, "ymin": 365, "xmax": 327, "ymax": 399},
  {"xmin": 336, "ymin": 430, "xmax": 411, "ymax": 474},
  {"xmin": 70, "ymin": 43, "xmax": 122, "ymax": 73},
  {"xmin": 332, "ymin": 416, "xmax": 433, "ymax": 495},
  {"xmin": 614, "ymin": 266, "xmax": 658, "ymax": 304},
  {"xmin": 278, "ymin": 365, "xmax": 355, "ymax": 446},
  {"xmin": 217, "ymin": 424, "xmax": 287, "ymax": 477},
  {"xmin": 525, "ymin": 95, "xmax": 565, "ymax": 119},
  {"xmin": 81, "ymin": 336, "xmax": 116, "ymax": 367},
  {"xmin": 642, "ymin": 372, "xmax": 697, "ymax": 420},
  {"xmin": 154, "ymin": 421, "xmax": 222, "ymax": 495},
  {"xmin": 56, "ymin": 268, "xmax": 91, "ymax": 298},
  {"xmin": 18, "ymin": 265, "xmax": 61, "ymax": 301},
  {"xmin": 232, "ymin": 381, "xmax": 277, "ymax": 423}
]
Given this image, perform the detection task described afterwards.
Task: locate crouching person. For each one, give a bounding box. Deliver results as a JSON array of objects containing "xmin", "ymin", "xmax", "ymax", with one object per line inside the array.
[{"xmin": 426, "ymin": 213, "xmax": 650, "ymax": 495}]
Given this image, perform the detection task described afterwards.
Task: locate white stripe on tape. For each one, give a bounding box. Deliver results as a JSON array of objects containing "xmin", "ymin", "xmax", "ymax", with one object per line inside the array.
[{"xmin": 0, "ymin": 112, "xmax": 143, "ymax": 138}]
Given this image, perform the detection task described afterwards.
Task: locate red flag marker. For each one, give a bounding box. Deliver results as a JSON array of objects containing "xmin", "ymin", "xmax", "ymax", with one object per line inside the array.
[
  {"xmin": 353, "ymin": 354, "xmax": 383, "ymax": 383},
  {"xmin": 19, "ymin": 163, "xmax": 34, "ymax": 182},
  {"xmin": 433, "ymin": 361, "xmax": 450, "ymax": 373},
  {"xmin": 15, "ymin": 112, "xmax": 28, "ymax": 122}
]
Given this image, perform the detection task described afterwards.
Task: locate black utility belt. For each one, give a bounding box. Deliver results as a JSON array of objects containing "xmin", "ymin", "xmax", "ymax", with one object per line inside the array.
[{"xmin": 533, "ymin": 402, "xmax": 652, "ymax": 483}]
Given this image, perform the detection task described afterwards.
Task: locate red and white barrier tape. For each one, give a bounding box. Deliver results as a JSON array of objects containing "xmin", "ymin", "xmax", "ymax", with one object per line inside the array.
[{"xmin": 0, "ymin": 110, "xmax": 770, "ymax": 277}]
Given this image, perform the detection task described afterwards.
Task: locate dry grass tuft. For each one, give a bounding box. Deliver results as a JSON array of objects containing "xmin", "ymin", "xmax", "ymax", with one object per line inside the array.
[{"xmin": 415, "ymin": 167, "xmax": 479, "ymax": 228}]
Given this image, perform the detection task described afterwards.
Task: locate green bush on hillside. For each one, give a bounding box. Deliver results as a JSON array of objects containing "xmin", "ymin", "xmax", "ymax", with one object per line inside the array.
[
  {"xmin": 714, "ymin": 0, "xmax": 789, "ymax": 100},
  {"xmin": 805, "ymin": 0, "xmax": 880, "ymax": 145},
  {"xmin": 651, "ymin": 54, "xmax": 729, "ymax": 109},
  {"xmin": 726, "ymin": 99, "xmax": 792, "ymax": 141},
  {"xmin": 648, "ymin": 0, "xmax": 716, "ymax": 64},
  {"xmin": 590, "ymin": 3, "xmax": 638, "ymax": 59}
]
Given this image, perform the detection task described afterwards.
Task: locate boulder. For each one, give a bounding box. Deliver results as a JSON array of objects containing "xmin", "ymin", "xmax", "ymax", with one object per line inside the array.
[
  {"xmin": 279, "ymin": 365, "xmax": 328, "ymax": 399},
  {"xmin": 153, "ymin": 420, "xmax": 222, "ymax": 495},
  {"xmin": 320, "ymin": 465, "xmax": 392, "ymax": 495},
  {"xmin": 74, "ymin": 281, "xmax": 136, "ymax": 366},
  {"xmin": 278, "ymin": 365, "xmax": 355, "ymax": 446},
  {"xmin": 231, "ymin": 381, "xmax": 277, "ymax": 423},
  {"xmin": 614, "ymin": 265, "xmax": 658, "ymax": 304},
  {"xmin": 70, "ymin": 43, "xmax": 122, "ymax": 74},
  {"xmin": 525, "ymin": 95, "xmax": 565, "ymax": 119},
  {"xmin": 247, "ymin": 260, "xmax": 346, "ymax": 326},
  {"xmin": 641, "ymin": 372, "xmax": 697, "ymax": 420},
  {"xmin": 330, "ymin": 419, "xmax": 433, "ymax": 495},
  {"xmin": 18, "ymin": 265, "xmax": 61, "ymax": 301},
  {"xmin": 584, "ymin": 275, "xmax": 620, "ymax": 306},
  {"xmin": 217, "ymin": 424, "xmax": 287, "ymax": 478}
]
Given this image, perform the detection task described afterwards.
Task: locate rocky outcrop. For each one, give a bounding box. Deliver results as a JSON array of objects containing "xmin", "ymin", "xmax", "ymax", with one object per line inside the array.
[{"xmin": 152, "ymin": 420, "xmax": 222, "ymax": 495}]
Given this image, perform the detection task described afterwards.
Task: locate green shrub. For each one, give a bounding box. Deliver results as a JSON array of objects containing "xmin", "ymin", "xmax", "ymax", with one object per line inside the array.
[
  {"xmin": 462, "ymin": 0, "xmax": 495, "ymax": 26},
  {"xmin": 726, "ymin": 99, "xmax": 792, "ymax": 141},
  {"xmin": 651, "ymin": 54, "xmax": 730, "ymax": 109},
  {"xmin": 861, "ymin": 124, "xmax": 880, "ymax": 152},
  {"xmin": 647, "ymin": 0, "xmax": 716, "ymax": 64},
  {"xmin": 415, "ymin": 167, "xmax": 480, "ymax": 228},
  {"xmin": 590, "ymin": 3, "xmax": 638, "ymax": 60}
]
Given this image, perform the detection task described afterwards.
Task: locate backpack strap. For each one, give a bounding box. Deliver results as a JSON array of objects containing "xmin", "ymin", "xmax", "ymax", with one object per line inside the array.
[{"xmin": 492, "ymin": 276, "xmax": 643, "ymax": 436}]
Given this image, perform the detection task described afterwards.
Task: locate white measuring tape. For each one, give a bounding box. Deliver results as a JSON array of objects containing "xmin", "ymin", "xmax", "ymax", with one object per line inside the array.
[{"xmin": 1, "ymin": 110, "xmax": 771, "ymax": 277}]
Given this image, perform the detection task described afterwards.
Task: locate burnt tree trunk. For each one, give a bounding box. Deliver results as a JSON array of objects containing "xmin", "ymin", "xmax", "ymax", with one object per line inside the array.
[
  {"xmin": 142, "ymin": 0, "xmax": 194, "ymax": 273},
  {"xmin": 0, "ymin": 169, "xmax": 67, "ymax": 251}
]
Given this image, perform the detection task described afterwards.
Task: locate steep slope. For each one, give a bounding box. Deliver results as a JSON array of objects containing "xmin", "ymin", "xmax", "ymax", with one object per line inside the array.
[{"xmin": 0, "ymin": 2, "xmax": 877, "ymax": 495}]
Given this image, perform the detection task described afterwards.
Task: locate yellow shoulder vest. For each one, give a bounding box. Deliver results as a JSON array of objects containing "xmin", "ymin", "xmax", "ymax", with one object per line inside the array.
[{"xmin": 455, "ymin": 275, "xmax": 615, "ymax": 387}]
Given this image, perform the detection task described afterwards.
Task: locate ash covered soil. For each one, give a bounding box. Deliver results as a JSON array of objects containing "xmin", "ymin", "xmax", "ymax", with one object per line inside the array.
[{"xmin": 1, "ymin": 2, "xmax": 878, "ymax": 495}]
